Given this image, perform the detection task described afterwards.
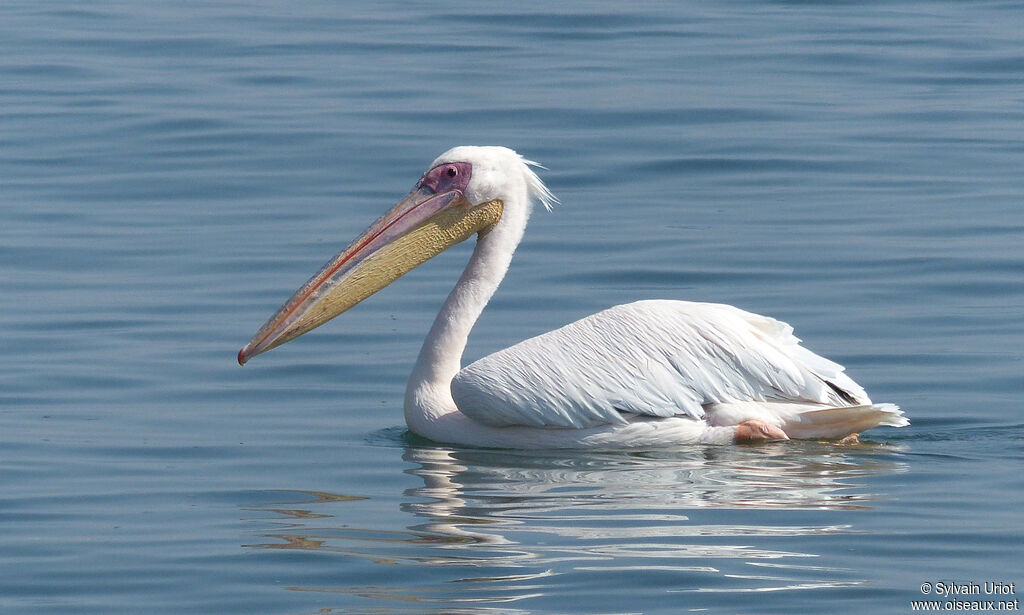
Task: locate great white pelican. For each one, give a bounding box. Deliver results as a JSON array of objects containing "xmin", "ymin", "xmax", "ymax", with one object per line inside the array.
[{"xmin": 239, "ymin": 146, "xmax": 907, "ymax": 447}]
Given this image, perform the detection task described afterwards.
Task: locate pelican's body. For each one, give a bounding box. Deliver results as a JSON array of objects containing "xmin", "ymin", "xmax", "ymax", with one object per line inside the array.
[{"xmin": 240, "ymin": 146, "xmax": 906, "ymax": 448}]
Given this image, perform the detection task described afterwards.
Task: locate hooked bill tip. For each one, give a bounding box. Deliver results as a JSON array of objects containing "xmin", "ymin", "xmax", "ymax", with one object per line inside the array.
[{"xmin": 237, "ymin": 346, "xmax": 249, "ymax": 366}]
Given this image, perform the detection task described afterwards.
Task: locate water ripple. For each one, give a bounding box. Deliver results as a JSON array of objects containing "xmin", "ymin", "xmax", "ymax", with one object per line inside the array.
[{"xmin": 242, "ymin": 444, "xmax": 906, "ymax": 608}]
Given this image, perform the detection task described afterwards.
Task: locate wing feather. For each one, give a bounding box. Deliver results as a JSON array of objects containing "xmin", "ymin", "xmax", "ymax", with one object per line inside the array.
[{"xmin": 450, "ymin": 300, "xmax": 869, "ymax": 429}]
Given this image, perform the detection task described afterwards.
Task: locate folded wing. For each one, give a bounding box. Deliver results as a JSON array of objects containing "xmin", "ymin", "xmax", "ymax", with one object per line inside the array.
[{"xmin": 451, "ymin": 300, "xmax": 870, "ymax": 428}]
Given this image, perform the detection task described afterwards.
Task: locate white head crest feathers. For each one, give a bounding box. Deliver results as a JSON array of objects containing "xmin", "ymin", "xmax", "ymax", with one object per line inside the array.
[{"xmin": 432, "ymin": 146, "xmax": 558, "ymax": 212}]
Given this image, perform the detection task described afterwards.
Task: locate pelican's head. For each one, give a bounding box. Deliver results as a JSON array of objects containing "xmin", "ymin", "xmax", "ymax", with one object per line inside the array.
[{"xmin": 238, "ymin": 146, "xmax": 555, "ymax": 364}]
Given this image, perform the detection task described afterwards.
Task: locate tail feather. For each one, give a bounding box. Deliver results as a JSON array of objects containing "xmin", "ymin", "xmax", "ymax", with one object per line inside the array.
[
  {"xmin": 706, "ymin": 401, "xmax": 908, "ymax": 440},
  {"xmin": 785, "ymin": 403, "xmax": 907, "ymax": 440}
]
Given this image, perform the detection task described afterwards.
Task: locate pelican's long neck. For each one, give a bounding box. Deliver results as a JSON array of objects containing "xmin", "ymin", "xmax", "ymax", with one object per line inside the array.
[{"xmin": 405, "ymin": 199, "xmax": 527, "ymax": 421}]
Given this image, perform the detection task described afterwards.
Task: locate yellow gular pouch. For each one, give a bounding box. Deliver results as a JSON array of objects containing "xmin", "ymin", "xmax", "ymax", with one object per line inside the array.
[{"xmin": 289, "ymin": 198, "xmax": 504, "ymax": 340}]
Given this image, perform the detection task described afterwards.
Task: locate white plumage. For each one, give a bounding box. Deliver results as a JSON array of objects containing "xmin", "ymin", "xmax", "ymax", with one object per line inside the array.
[
  {"xmin": 241, "ymin": 145, "xmax": 907, "ymax": 448},
  {"xmin": 452, "ymin": 300, "xmax": 870, "ymax": 429}
]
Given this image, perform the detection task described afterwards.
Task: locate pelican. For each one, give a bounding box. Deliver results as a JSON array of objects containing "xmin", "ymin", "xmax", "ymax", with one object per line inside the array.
[{"xmin": 239, "ymin": 146, "xmax": 907, "ymax": 448}]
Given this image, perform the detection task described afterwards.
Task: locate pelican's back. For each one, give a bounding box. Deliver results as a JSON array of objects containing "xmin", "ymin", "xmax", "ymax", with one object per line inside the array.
[{"xmin": 451, "ymin": 300, "xmax": 888, "ymax": 430}]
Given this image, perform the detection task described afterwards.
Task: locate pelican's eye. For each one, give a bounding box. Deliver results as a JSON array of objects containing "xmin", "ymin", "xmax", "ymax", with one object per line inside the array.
[{"xmin": 419, "ymin": 161, "xmax": 471, "ymax": 194}]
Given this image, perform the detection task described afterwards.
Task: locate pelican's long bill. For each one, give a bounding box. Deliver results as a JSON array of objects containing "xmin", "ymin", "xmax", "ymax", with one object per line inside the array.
[{"xmin": 238, "ymin": 167, "xmax": 503, "ymax": 365}]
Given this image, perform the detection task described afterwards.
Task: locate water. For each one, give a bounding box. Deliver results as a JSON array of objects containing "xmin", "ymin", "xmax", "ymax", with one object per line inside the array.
[{"xmin": 2, "ymin": 1, "xmax": 1022, "ymax": 613}]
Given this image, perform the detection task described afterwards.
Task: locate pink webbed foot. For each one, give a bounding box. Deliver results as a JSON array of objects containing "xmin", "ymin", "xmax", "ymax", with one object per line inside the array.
[
  {"xmin": 835, "ymin": 433, "xmax": 860, "ymax": 445},
  {"xmin": 734, "ymin": 419, "xmax": 790, "ymax": 443}
]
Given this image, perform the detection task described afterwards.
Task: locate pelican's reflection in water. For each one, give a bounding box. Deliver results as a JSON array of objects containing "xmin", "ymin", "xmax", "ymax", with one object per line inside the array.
[{"xmin": 250, "ymin": 442, "xmax": 906, "ymax": 611}]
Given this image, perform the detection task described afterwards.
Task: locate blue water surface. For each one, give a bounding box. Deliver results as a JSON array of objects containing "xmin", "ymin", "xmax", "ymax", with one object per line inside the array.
[{"xmin": 2, "ymin": 2, "xmax": 1022, "ymax": 613}]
